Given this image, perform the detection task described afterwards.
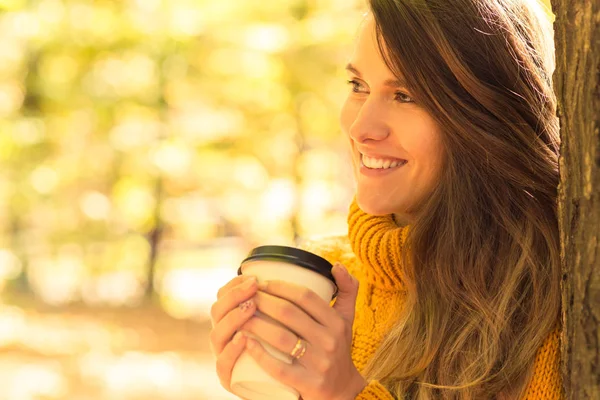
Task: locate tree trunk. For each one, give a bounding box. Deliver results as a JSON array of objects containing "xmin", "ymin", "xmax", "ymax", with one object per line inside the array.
[{"xmin": 551, "ymin": 0, "xmax": 600, "ymax": 398}]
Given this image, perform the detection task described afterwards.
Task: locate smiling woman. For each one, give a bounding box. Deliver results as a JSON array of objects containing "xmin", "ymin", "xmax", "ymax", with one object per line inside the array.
[
  {"xmin": 210, "ymin": 0, "xmax": 563, "ymax": 399},
  {"xmin": 340, "ymin": 16, "xmax": 446, "ymax": 227}
]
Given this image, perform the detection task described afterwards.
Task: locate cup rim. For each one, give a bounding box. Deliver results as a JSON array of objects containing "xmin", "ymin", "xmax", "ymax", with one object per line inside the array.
[{"xmin": 238, "ymin": 245, "xmax": 338, "ymax": 299}]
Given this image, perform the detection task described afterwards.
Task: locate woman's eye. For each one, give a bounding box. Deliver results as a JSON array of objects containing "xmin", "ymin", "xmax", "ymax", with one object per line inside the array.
[
  {"xmin": 346, "ymin": 79, "xmax": 366, "ymax": 93},
  {"xmin": 346, "ymin": 79, "xmax": 414, "ymax": 103},
  {"xmin": 395, "ymin": 92, "xmax": 414, "ymax": 103}
]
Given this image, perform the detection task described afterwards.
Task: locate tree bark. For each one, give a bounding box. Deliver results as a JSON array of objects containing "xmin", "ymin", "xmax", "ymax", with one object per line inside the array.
[{"xmin": 551, "ymin": 0, "xmax": 600, "ymax": 398}]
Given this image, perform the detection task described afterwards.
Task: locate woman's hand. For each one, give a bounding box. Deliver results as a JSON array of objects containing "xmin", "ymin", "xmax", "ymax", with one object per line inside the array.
[
  {"xmin": 209, "ymin": 275, "xmax": 259, "ymax": 396},
  {"xmin": 239, "ymin": 263, "xmax": 368, "ymax": 400}
]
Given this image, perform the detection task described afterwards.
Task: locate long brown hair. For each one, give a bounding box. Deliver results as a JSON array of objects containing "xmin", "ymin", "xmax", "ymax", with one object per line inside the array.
[{"xmin": 361, "ymin": 0, "xmax": 561, "ymax": 398}]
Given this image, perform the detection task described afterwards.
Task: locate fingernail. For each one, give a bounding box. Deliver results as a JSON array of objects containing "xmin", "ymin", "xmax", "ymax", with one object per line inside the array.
[
  {"xmin": 233, "ymin": 331, "xmax": 244, "ymax": 344},
  {"xmin": 243, "ymin": 277, "xmax": 257, "ymax": 289},
  {"xmin": 334, "ymin": 262, "xmax": 347, "ymax": 274},
  {"xmin": 239, "ymin": 299, "xmax": 254, "ymax": 312}
]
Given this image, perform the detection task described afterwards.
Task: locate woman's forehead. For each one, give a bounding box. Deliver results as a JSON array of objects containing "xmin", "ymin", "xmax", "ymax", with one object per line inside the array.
[{"xmin": 350, "ymin": 15, "xmax": 405, "ymax": 84}]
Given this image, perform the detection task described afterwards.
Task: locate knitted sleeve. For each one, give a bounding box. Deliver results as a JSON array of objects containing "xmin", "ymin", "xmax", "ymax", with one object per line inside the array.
[
  {"xmin": 521, "ymin": 324, "xmax": 565, "ymax": 399},
  {"xmin": 354, "ymin": 380, "xmax": 396, "ymax": 400}
]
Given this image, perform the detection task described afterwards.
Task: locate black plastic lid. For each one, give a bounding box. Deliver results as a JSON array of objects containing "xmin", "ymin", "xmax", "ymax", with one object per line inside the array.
[{"xmin": 238, "ymin": 245, "xmax": 338, "ymax": 299}]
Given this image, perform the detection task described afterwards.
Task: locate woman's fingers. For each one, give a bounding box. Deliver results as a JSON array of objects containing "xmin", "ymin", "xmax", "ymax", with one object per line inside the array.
[
  {"xmin": 258, "ymin": 280, "xmax": 337, "ymax": 327},
  {"xmin": 209, "ymin": 276, "xmax": 258, "ymax": 357},
  {"xmin": 253, "ymin": 290, "xmax": 328, "ymax": 346},
  {"xmin": 244, "ymin": 337, "xmax": 305, "ymax": 390},
  {"xmin": 210, "ymin": 295, "xmax": 257, "ymax": 355},
  {"xmin": 216, "ymin": 275, "xmax": 254, "ymax": 299},
  {"xmin": 215, "ymin": 331, "xmax": 248, "ymax": 393},
  {"xmin": 240, "ymin": 312, "xmax": 315, "ymax": 368},
  {"xmin": 210, "ymin": 277, "xmax": 258, "ymax": 327}
]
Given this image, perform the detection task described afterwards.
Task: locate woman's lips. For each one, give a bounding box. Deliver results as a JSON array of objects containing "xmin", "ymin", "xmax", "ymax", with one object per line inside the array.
[
  {"xmin": 360, "ymin": 152, "xmax": 407, "ymax": 167},
  {"xmin": 359, "ymin": 155, "xmax": 407, "ymax": 177}
]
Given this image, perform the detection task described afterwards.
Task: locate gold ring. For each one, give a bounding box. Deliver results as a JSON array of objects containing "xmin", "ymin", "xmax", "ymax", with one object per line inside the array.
[{"xmin": 290, "ymin": 338, "xmax": 307, "ymax": 360}]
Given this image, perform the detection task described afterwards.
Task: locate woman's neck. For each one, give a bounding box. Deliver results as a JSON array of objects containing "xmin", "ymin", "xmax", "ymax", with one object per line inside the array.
[{"xmin": 392, "ymin": 212, "xmax": 411, "ymax": 227}]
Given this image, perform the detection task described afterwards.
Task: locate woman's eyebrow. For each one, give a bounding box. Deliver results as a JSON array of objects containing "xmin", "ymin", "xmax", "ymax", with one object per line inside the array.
[{"xmin": 345, "ymin": 63, "xmax": 408, "ymax": 88}]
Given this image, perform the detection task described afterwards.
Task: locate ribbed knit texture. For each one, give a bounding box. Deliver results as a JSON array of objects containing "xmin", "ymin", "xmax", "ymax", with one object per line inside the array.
[
  {"xmin": 301, "ymin": 198, "xmax": 563, "ymax": 399},
  {"xmin": 347, "ymin": 199, "xmax": 410, "ymax": 290},
  {"xmin": 355, "ymin": 380, "xmax": 396, "ymax": 400}
]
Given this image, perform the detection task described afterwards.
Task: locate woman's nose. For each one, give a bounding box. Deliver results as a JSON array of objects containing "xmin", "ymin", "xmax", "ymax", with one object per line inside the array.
[{"xmin": 347, "ymin": 97, "xmax": 390, "ymax": 143}]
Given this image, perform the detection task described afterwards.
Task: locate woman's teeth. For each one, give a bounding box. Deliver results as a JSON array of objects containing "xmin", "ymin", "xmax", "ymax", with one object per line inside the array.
[{"xmin": 362, "ymin": 154, "xmax": 407, "ymax": 169}]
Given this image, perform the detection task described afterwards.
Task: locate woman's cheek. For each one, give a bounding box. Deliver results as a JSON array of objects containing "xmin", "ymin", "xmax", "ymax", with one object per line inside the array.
[{"xmin": 339, "ymin": 98, "xmax": 357, "ymax": 137}]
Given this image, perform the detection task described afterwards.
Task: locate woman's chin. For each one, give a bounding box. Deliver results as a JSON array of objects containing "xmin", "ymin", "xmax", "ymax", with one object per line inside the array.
[{"xmin": 355, "ymin": 193, "xmax": 401, "ymax": 216}]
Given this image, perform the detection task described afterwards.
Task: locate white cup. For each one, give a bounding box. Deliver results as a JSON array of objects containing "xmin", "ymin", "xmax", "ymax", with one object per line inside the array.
[{"xmin": 230, "ymin": 245, "xmax": 337, "ymax": 400}]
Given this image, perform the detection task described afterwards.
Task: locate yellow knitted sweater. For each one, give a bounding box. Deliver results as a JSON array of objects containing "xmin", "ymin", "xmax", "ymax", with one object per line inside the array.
[{"xmin": 303, "ymin": 200, "xmax": 563, "ymax": 399}]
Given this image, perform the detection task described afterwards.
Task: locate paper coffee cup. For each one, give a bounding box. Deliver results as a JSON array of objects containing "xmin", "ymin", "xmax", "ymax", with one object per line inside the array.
[{"xmin": 230, "ymin": 245, "xmax": 337, "ymax": 400}]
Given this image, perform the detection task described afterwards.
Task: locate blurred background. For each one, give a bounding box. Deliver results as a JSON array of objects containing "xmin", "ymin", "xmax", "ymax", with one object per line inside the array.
[
  {"xmin": 0, "ymin": 0, "xmax": 553, "ymax": 399},
  {"xmin": 0, "ymin": 0, "xmax": 363, "ymax": 398}
]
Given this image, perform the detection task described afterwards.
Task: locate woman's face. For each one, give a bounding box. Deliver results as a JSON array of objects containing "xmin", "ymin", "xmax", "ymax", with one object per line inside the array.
[{"xmin": 340, "ymin": 15, "xmax": 445, "ymax": 224}]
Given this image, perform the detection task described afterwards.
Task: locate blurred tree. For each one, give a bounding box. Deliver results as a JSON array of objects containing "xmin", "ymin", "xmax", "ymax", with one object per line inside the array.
[
  {"xmin": 551, "ymin": 0, "xmax": 600, "ymax": 398},
  {"xmin": 0, "ymin": 0, "xmax": 361, "ymax": 310}
]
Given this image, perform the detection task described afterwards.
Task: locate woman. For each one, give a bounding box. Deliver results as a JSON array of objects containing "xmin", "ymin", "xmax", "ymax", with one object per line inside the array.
[{"xmin": 210, "ymin": 0, "xmax": 563, "ymax": 398}]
